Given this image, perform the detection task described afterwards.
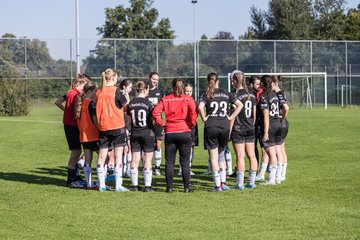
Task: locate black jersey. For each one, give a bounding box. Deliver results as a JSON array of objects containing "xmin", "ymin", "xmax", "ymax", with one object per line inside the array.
[
  {"xmin": 276, "ymin": 90, "xmax": 287, "ymax": 108},
  {"xmin": 199, "ymin": 88, "xmax": 236, "ymax": 130},
  {"xmin": 146, "ymin": 88, "xmax": 164, "ymax": 107},
  {"xmin": 233, "ymin": 89, "xmax": 256, "ymax": 131},
  {"xmin": 260, "ymin": 91, "xmax": 280, "ymax": 128},
  {"xmin": 127, "ymin": 97, "xmax": 154, "ymax": 134}
]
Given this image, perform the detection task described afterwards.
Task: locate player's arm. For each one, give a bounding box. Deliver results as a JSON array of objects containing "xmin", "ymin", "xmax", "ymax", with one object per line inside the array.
[
  {"xmin": 197, "ymin": 101, "xmax": 207, "ymax": 122},
  {"xmin": 281, "ymin": 103, "xmax": 289, "ymax": 120},
  {"xmin": 187, "ymin": 98, "xmax": 198, "ymax": 129},
  {"xmin": 152, "ymin": 99, "xmax": 165, "ymax": 127},
  {"xmin": 228, "ymin": 99, "xmax": 243, "ymax": 121},
  {"xmin": 55, "ymin": 95, "xmax": 66, "ymax": 111},
  {"xmin": 263, "ymin": 108, "xmax": 269, "ymax": 142}
]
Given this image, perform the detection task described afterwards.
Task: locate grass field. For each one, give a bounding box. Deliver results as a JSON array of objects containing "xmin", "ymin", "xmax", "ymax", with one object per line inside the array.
[{"xmin": 0, "ymin": 103, "xmax": 359, "ymax": 239}]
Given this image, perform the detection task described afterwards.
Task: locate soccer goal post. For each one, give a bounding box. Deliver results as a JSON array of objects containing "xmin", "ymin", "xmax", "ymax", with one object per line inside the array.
[{"xmin": 226, "ymin": 72, "xmax": 328, "ymax": 109}]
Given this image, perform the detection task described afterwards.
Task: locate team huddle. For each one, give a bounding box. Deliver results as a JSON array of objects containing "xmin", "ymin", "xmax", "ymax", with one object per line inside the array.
[{"xmin": 55, "ymin": 69, "xmax": 289, "ymax": 193}]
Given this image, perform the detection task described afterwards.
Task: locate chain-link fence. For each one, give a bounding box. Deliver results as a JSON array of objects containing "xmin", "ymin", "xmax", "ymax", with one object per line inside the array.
[{"xmin": 1, "ymin": 38, "xmax": 359, "ymax": 106}]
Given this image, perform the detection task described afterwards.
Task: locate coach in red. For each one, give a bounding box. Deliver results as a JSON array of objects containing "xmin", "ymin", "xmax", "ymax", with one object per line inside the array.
[{"xmin": 152, "ymin": 78, "xmax": 198, "ymax": 193}]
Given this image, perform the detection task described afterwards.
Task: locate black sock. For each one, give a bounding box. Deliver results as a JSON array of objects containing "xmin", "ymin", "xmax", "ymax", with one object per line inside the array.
[{"xmin": 67, "ymin": 168, "xmax": 76, "ymax": 184}]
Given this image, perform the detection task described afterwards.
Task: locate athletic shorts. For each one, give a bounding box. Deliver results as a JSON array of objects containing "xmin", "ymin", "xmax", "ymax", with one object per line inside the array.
[
  {"xmin": 99, "ymin": 128, "xmax": 127, "ymax": 149},
  {"xmin": 131, "ymin": 129, "xmax": 155, "ymax": 152},
  {"xmin": 204, "ymin": 127, "xmax": 229, "ymax": 151},
  {"xmin": 231, "ymin": 128, "xmax": 255, "ymax": 144},
  {"xmin": 81, "ymin": 141, "xmax": 99, "ymax": 151},
  {"xmin": 259, "ymin": 121, "xmax": 282, "ymax": 148},
  {"xmin": 279, "ymin": 119, "xmax": 289, "ymax": 144},
  {"xmin": 64, "ymin": 125, "xmax": 81, "ymax": 150},
  {"xmin": 154, "ymin": 125, "xmax": 164, "ymax": 140}
]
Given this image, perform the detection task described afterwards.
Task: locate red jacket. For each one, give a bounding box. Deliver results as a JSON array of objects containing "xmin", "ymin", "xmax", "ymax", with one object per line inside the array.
[
  {"xmin": 152, "ymin": 93, "xmax": 197, "ymax": 133},
  {"xmin": 63, "ymin": 89, "xmax": 80, "ymax": 126}
]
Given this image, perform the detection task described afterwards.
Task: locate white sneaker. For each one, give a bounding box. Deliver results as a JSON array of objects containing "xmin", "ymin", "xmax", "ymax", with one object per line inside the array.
[
  {"xmin": 190, "ymin": 171, "xmax": 195, "ymax": 176},
  {"xmin": 255, "ymin": 175, "xmax": 265, "ymax": 182},
  {"xmin": 155, "ymin": 168, "xmax": 161, "ymax": 176},
  {"xmin": 226, "ymin": 169, "xmax": 233, "ymax": 176},
  {"xmin": 115, "ymin": 186, "xmax": 130, "ymax": 192}
]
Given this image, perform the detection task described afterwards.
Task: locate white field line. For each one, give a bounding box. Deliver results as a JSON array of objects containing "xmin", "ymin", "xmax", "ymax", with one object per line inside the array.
[{"xmin": 0, "ymin": 118, "xmax": 61, "ymax": 124}]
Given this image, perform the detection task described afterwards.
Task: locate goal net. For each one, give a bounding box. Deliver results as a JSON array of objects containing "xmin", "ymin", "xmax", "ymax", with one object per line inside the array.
[{"xmin": 226, "ymin": 72, "xmax": 328, "ymax": 109}]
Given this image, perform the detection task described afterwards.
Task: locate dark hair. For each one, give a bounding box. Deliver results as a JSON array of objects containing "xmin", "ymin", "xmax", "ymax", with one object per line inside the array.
[
  {"xmin": 260, "ymin": 75, "xmax": 272, "ymax": 97},
  {"xmin": 206, "ymin": 72, "xmax": 218, "ymax": 99},
  {"xmin": 172, "ymin": 78, "xmax": 184, "ymax": 96},
  {"xmin": 119, "ymin": 79, "xmax": 132, "ymax": 90},
  {"xmin": 249, "ymin": 75, "xmax": 260, "ymax": 85},
  {"xmin": 148, "ymin": 71, "xmax": 159, "ymax": 79},
  {"xmin": 184, "ymin": 83, "xmax": 193, "ymax": 88},
  {"xmin": 135, "ymin": 80, "xmax": 149, "ymax": 93},
  {"xmin": 75, "ymin": 82, "xmax": 96, "ymax": 119}
]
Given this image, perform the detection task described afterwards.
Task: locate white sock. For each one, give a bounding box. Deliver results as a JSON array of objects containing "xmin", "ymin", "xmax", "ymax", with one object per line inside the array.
[
  {"xmin": 122, "ymin": 155, "xmax": 128, "ymax": 175},
  {"xmin": 213, "ymin": 171, "xmax": 221, "ymax": 187},
  {"xmin": 84, "ymin": 164, "xmax": 92, "ymax": 187},
  {"xmin": 225, "ymin": 148, "xmax": 232, "ymax": 171},
  {"xmin": 258, "ymin": 162, "xmax": 268, "ymax": 178},
  {"xmin": 96, "ymin": 164, "xmax": 105, "ymax": 189},
  {"xmin": 281, "ymin": 163, "xmax": 287, "ymax": 180},
  {"xmin": 249, "ymin": 170, "xmax": 256, "ymax": 185},
  {"xmin": 155, "ymin": 149, "xmax": 161, "ymax": 168},
  {"xmin": 276, "ymin": 163, "xmax": 283, "ymax": 182},
  {"xmin": 220, "ymin": 168, "xmax": 227, "ymax": 184},
  {"xmin": 236, "ymin": 171, "xmax": 245, "ymax": 186},
  {"xmin": 143, "ymin": 168, "xmax": 152, "ymax": 187},
  {"xmin": 130, "ymin": 168, "xmax": 138, "ymax": 186},
  {"xmin": 126, "ymin": 153, "xmax": 132, "ymax": 174},
  {"xmin": 115, "ymin": 164, "xmax": 123, "ymax": 189},
  {"xmin": 268, "ymin": 165, "xmax": 277, "ymax": 184}
]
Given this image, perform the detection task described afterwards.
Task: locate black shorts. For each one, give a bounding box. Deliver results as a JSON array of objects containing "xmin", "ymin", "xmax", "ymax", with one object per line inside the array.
[
  {"xmin": 278, "ymin": 119, "xmax": 289, "ymax": 144},
  {"xmin": 131, "ymin": 129, "xmax": 155, "ymax": 152},
  {"xmin": 260, "ymin": 121, "xmax": 282, "ymax": 148},
  {"xmin": 99, "ymin": 128, "xmax": 127, "ymax": 149},
  {"xmin": 81, "ymin": 141, "xmax": 99, "ymax": 151},
  {"xmin": 204, "ymin": 127, "xmax": 229, "ymax": 151},
  {"xmin": 64, "ymin": 125, "xmax": 81, "ymax": 150},
  {"xmin": 154, "ymin": 125, "xmax": 164, "ymax": 140},
  {"xmin": 231, "ymin": 128, "xmax": 255, "ymax": 144}
]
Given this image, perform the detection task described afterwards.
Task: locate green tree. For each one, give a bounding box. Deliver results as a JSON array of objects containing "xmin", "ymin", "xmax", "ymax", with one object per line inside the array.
[
  {"xmin": 313, "ymin": 0, "xmax": 346, "ymax": 40},
  {"xmin": 85, "ymin": 0, "xmax": 175, "ymax": 78},
  {"xmin": 343, "ymin": 5, "xmax": 360, "ymax": 40}
]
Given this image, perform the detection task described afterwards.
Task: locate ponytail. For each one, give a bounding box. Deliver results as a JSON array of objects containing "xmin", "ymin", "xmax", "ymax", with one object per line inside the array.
[
  {"xmin": 172, "ymin": 78, "xmax": 184, "ymax": 96},
  {"xmin": 260, "ymin": 75, "xmax": 272, "ymax": 98},
  {"xmin": 75, "ymin": 82, "xmax": 97, "ymax": 119},
  {"xmin": 206, "ymin": 72, "xmax": 218, "ymax": 99}
]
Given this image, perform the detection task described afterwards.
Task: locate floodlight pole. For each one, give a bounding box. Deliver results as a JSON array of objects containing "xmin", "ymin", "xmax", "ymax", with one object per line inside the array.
[
  {"xmin": 192, "ymin": 0, "xmax": 197, "ymax": 101},
  {"xmin": 75, "ymin": 0, "xmax": 80, "ymax": 73}
]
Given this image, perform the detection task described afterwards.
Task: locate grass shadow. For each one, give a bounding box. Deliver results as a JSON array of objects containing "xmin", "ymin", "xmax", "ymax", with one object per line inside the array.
[{"xmin": 0, "ymin": 171, "xmax": 66, "ymax": 187}]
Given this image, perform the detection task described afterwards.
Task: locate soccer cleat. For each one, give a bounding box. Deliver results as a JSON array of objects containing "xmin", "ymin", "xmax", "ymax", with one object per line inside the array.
[
  {"xmin": 99, "ymin": 187, "xmax": 107, "ymax": 192},
  {"xmin": 255, "ymin": 176, "xmax": 265, "ymax": 182},
  {"xmin": 91, "ymin": 185, "xmax": 112, "ymax": 191},
  {"xmin": 259, "ymin": 181, "xmax": 276, "ymax": 186},
  {"xmin": 184, "ymin": 187, "xmax": 193, "ymax": 193},
  {"xmin": 132, "ymin": 185, "xmax": 143, "ymax": 191},
  {"xmin": 177, "ymin": 170, "xmax": 182, "ymax": 176},
  {"xmin": 275, "ymin": 179, "xmax": 282, "ymax": 185},
  {"xmin": 245, "ymin": 183, "xmax": 256, "ymax": 189},
  {"xmin": 232, "ymin": 185, "xmax": 245, "ymax": 190},
  {"xmin": 208, "ymin": 186, "xmax": 222, "ymax": 192},
  {"xmin": 281, "ymin": 176, "xmax": 286, "ymax": 181},
  {"xmin": 115, "ymin": 186, "xmax": 130, "ymax": 192},
  {"xmin": 165, "ymin": 187, "xmax": 173, "ymax": 193},
  {"xmin": 155, "ymin": 168, "xmax": 161, "ymax": 176},
  {"xmin": 67, "ymin": 181, "xmax": 85, "ymax": 188},
  {"xmin": 221, "ymin": 183, "xmax": 230, "ymax": 191},
  {"xmin": 203, "ymin": 169, "xmax": 212, "ymax": 175},
  {"xmin": 190, "ymin": 171, "xmax": 195, "ymax": 176},
  {"xmin": 144, "ymin": 186, "xmax": 154, "ymax": 192}
]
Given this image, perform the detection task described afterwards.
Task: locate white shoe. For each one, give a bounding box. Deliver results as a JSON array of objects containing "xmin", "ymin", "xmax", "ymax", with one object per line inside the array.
[
  {"xmin": 115, "ymin": 186, "xmax": 130, "ymax": 192},
  {"xmin": 226, "ymin": 169, "xmax": 233, "ymax": 176},
  {"xmin": 260, "ymin": 181, "xmax": 276, "ymax": 186},
  {"xmin": 190, "ymin": 171, "xmax": 195, "ymax": 176},
  {"xmin": 155, "ymin": 168, "xmax": 161, "ymax": 176},
  {"xmin": 177, "ymin": 170, "xmax": 182, "ymax": 176}
]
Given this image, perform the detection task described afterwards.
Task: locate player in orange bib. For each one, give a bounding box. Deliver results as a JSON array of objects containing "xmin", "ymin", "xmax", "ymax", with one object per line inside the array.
[
  {"xmin": 96, "ymin": 68, "xmax": 129, "ymax": 192},
  {"xmin": 75, "ymin": 82, "xmax": 99, "ymax": 188}
]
